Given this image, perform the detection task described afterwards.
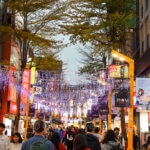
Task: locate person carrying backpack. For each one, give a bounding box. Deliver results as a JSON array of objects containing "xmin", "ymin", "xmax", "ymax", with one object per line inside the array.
[{"xmin": 21, "ymin": 120, "xmax": 54, "ymax": 150}]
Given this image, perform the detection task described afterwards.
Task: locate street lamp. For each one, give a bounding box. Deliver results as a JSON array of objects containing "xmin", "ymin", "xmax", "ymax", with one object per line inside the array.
[{"xmin": 111, "ymin": 50, "xmax": 134, "ymax": 150}]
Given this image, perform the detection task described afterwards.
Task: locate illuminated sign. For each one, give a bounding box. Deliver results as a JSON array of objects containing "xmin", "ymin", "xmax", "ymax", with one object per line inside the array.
[
  {"xmin": 21, "ymin": 70, "xmax": 31, "ymax": 103},
  {"xmin": 9, "ymin": 101, "xmax": 17, "ymax": 115},
  {"xmin": 109, "ymin": 65, "xmax": 129, "ymax": 78},
  {"xmin": 31, "ymin": 67, "xmax": 36, "ymax": 84}
]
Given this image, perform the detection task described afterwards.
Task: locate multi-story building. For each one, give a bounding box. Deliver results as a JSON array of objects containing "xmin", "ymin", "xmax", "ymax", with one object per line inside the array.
[
  {"xmin": 135, "ymin": 0, "xmax": 150, "ymax": 148},
  {"xmin": 136, "ymin": 0, "xmax": 150, "ymax": 76},
  {"xmin": 0, "ymin": 1, "xmax": 21, "ymax": 124}
]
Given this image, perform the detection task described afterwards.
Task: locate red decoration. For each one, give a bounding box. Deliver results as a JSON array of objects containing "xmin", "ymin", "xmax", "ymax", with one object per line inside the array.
[
  {"xmin": 10, "ymin": 102, "xmax": 17, "ymax": 115},
  {"xmin": 21, "ymin": 70, "xmax": 31, "ymax": 103}
]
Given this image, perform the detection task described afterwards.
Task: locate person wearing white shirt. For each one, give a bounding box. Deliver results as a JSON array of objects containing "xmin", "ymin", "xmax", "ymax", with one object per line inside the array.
[
  {"xmin": 9, "ymin": 132, "xmax": 22, "ymax": 150},
  {"xmin": 0, "ymin": 123, "xmax": 10, "ymax": 150}
]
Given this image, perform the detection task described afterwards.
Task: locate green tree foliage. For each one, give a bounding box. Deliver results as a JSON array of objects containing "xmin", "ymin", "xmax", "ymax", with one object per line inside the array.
[
  {"xmin": 32, "ymin": 52, "xmax": 63, "ymax": 71},
  {"xmin": 62, "ymin": 0, "xmax": 135, "ymax": 139},
  {"xmin": 78, "ymin": 47, "xmax": 104, "ymax": 75},
  {"xmin": 61, "ymin": 0, "xmax": 136, "ymax": 55},
  {"xmin": 0, "ymin": 0, "xmax": 67, "ymax": 69}
]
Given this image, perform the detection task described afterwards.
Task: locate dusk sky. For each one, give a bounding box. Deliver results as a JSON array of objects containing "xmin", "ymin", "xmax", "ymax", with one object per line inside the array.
[{"xmin": 59, "ymin": 36, "xmax": 85, "ymax": 84}]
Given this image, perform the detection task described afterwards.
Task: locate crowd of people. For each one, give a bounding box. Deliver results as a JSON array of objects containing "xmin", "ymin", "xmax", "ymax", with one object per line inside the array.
[{"xmin": 0, "ymin": 121, "xmax": 147, "ymax": 150}]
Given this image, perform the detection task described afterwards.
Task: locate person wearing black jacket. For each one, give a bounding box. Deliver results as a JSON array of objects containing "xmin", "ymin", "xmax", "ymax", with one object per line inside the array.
[
  {"xmin": 85, "ymin": 123, "xmax": 101, "ymax": 150},
  {"xmin": 64, "ymin": 128, "xmax": 75, "ymax": 150}
]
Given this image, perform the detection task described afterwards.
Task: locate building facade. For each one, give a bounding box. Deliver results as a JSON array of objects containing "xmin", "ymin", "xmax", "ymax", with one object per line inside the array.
[{"xmin": 136, "ymin": 0, "xmax": 150, "ymax": 76}]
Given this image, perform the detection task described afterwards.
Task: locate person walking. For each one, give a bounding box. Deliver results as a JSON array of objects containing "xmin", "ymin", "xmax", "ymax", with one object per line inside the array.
[
  {"xmin": 102, "ymin": 130, "xmax": 121, "ymax": 150},
  {"xmin": 51, "ymin": 132, "xmax": 67, "ymax": 150},
  {"xmin": 114, "ymin": 127, "xmax": 124, "ymax": 150},
  {"xmin": 85, "ymin": 123, "xmax": 101, "ymax": 150},
  {"xmin": 21, "ymin": 120, "xmax": 54, "ymax": 150},
  {"xmin": 9, "ymin": 132, "xmax": 22, "ymax": 150},
  {"xmin": 73, "ymin": 134, "xmax": 91, "ymax": 150},
  {"xmin": 133, "ymin": 131, "xmax": 139, "ymax": 150},
  {"xmin": 0, "ymin": 123, "xmax": 10, "ymax": 150},
  {"xmin": 64, "ymin": 127, "xmax": 75, "ymax": 150},
  {"xmin": 93, "ymin": 127, "xmax": 101, "ymax": 142}
]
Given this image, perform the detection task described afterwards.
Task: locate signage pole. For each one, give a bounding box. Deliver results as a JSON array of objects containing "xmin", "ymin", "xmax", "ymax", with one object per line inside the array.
[
  {"xmin": 127, "ymin": 60, "xmax": 134, "ymax": 150},
  {"xmin": 99, "ymin": 115, "xmax": 102, "ymax": 135},
  {"xmin": 111, "ymin": 50, "xmax": 134, "ymax": 150},
  {"xmin": 24, "ymin": 101, "xmax": 29, "ymax": 140},
  {"xmin": 84, "ymin": 117, "xmax": 86, "ymax": 128},
  {"xmin": 108, "ymin": 86, "xmax": 112, "ymax": 130},
  {"xmin": 93, "ymin": 118, "xmax": 96, "ymax": 126}
]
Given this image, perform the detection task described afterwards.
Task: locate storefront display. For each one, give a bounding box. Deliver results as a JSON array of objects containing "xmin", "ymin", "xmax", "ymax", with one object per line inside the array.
[{"xmin": 3, "ymin": 118, "xmax": 12, "ymax": 136}]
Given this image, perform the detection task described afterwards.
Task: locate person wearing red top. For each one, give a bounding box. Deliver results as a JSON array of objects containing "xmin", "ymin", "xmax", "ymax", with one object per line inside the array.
[
  {"xmin": 73, "ymin": 134, "xmax": 91, "ymax": 150},
  {"xmin": 50, "ymin": 132, "xmax": 67, "ymax": 150}
]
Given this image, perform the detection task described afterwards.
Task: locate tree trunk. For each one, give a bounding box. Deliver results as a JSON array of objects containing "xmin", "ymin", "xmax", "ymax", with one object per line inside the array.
[
  {"xmin": 14, "ymin": 72, "xmax": 22, "ymax": 132},
  {"xmin": 121, "ymin": 107, "xmax": 127, "ymax": 139},
  {"xmin": 15, "ymin": 13, "xmax": 28, "ymax": 131}
]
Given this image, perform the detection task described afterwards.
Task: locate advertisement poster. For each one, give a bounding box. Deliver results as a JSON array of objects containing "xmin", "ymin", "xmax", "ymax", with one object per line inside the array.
[
  {"xmin": 98, "ymin": 95, "xmax": 108, "ymax": 115},
  {"xmin": 136, "ymin": 78, "xmax": 150, "ymax": 107},
  {"xmin": 20, "ymin": 103, "xmax": 26, "ymax": 116},
  {"xmin": 29, "ymin": 104, "xmax": 36, "ymax": 117},
  {"xmin": 9, "ymin": 101, "xmax": 17, "ymax": 115},
  {"xmin": 3, "ymin": 118, "xmax": 12, "ymax": 136},
  {"xmin": 8, "ymin": 67, "xmax": 17, "ymax": 102},
  {"xmin": 111, "ymin": 96, "xmax": 119, "ymax": 114},
  {"xmin": 114, "ymin": 79, "xmax": 130, "ymax": 107},
  {"xmin": 30, "ymin": 67, "xmax": 36, "ymax": 85},
  {"xmin": 21, "ymin": 70, "xmax": 31, "ymax": 103},
  {"xmin": 109, "ymin": 65, "xmax": 129, "ymax": 78}
]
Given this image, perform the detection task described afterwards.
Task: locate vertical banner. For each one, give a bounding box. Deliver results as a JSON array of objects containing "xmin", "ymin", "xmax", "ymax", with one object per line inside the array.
[
  {"xmin": 8, "ymin": 67, "xmax": 17, "ymax": 102},
  {"xmin": 21, "ymin": 70, "xmax": 31, "ymax": 103},
  {"xmin": 9, "ymin": 101, "xmax": 17, "ymax": 115},
  {"xmin": 50, "ymin": 77, "xmax": 55, "ymax": 91},
  {"xmin": 114, "ymin": 79, "xmax": 130, "ymax": 107},
  {"xmin": 20, "ymin": 103, "xmax": 27, "ymax": 116},
  {"xmin": 30, "ymin": 67, "xmax": 36, "ymax": 85},
  {"xmin": 98, "ymin": 94, "xmax": 109, "ymax": 115},
  {"xmin": 99, "ymin": 70, "xmax": 106, "ymax": 81}
]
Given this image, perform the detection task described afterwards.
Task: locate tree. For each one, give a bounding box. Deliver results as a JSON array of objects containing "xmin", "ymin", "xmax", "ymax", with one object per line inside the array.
[
  {"xmin": 32, "ymin": 52, "xmax": 63, "ymax": 72},
  {"xmin": 61, "ymin": 0, "xmax": 135, "ymax": 55},
  {"xmin": 0, "ymin": 0, "xmax": 68, "ymax": 131},
  {"xmin": 1, "ymin": 0, "xmax": 67, "ymax": 69},
  {"xmin": 78, "ymin": 47, "xmax": 104, "ymax": 76},
  {"xmin": 62, "ymin": 0, "xmax": 136, "ymax": 139}
]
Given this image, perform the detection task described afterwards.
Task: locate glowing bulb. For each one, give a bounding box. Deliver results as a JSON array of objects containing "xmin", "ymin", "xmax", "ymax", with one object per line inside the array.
[
  {"xmin": 112, "ymin": 53, "xmax": 118, "ymax": 58},
  {"xmin": 119, "ymin": 57, "xmax": 125, "ymax": 61}
]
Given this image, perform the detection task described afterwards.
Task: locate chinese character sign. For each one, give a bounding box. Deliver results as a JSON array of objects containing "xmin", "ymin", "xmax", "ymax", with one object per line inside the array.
[
  {"xmin": 136, "ymin": 78, "xmax": 150, "ymax": 106},
  {"xmin": 21, "ymin": 70, "xmax": 31, "ymax": 103},
  {"xmin": 31, "ymin": 67, "xmax": 36, "ymax": 84}
]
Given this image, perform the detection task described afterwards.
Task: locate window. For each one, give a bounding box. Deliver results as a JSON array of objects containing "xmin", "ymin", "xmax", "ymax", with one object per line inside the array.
[
  {"xmin": 141, "ymin": 41, "xmax": 144, "ymax": 54},
  {"xmin": 146, "ymin": 34, "xmax": 149, "ymax": 49},
  {"xmin": 141, "ymin": 6, "xmax": 143, "ymax": 18},
  {"xmin": 146, "ymin": 0, "xmax": 148, "ymax": 10},
  {"xmin": 145, "ymin": 17, "xmax": 149, "ymax": 49}
]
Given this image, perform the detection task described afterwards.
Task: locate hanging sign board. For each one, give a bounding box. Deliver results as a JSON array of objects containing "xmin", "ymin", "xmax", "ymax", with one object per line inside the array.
[
  {"xmin": 114, "ymin": 79, "xmax": 130, "ymax": 107},
  {"xmin": 109, "ymin": 65, "xmax": 129, "ymax": 78},
  {"xmin": 136, "ymin": 78, "xmax": 150, "ymax": 107},
  {"xmin": 21, "ymin": 70, "xmax": 31, "ymax": 103}
]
